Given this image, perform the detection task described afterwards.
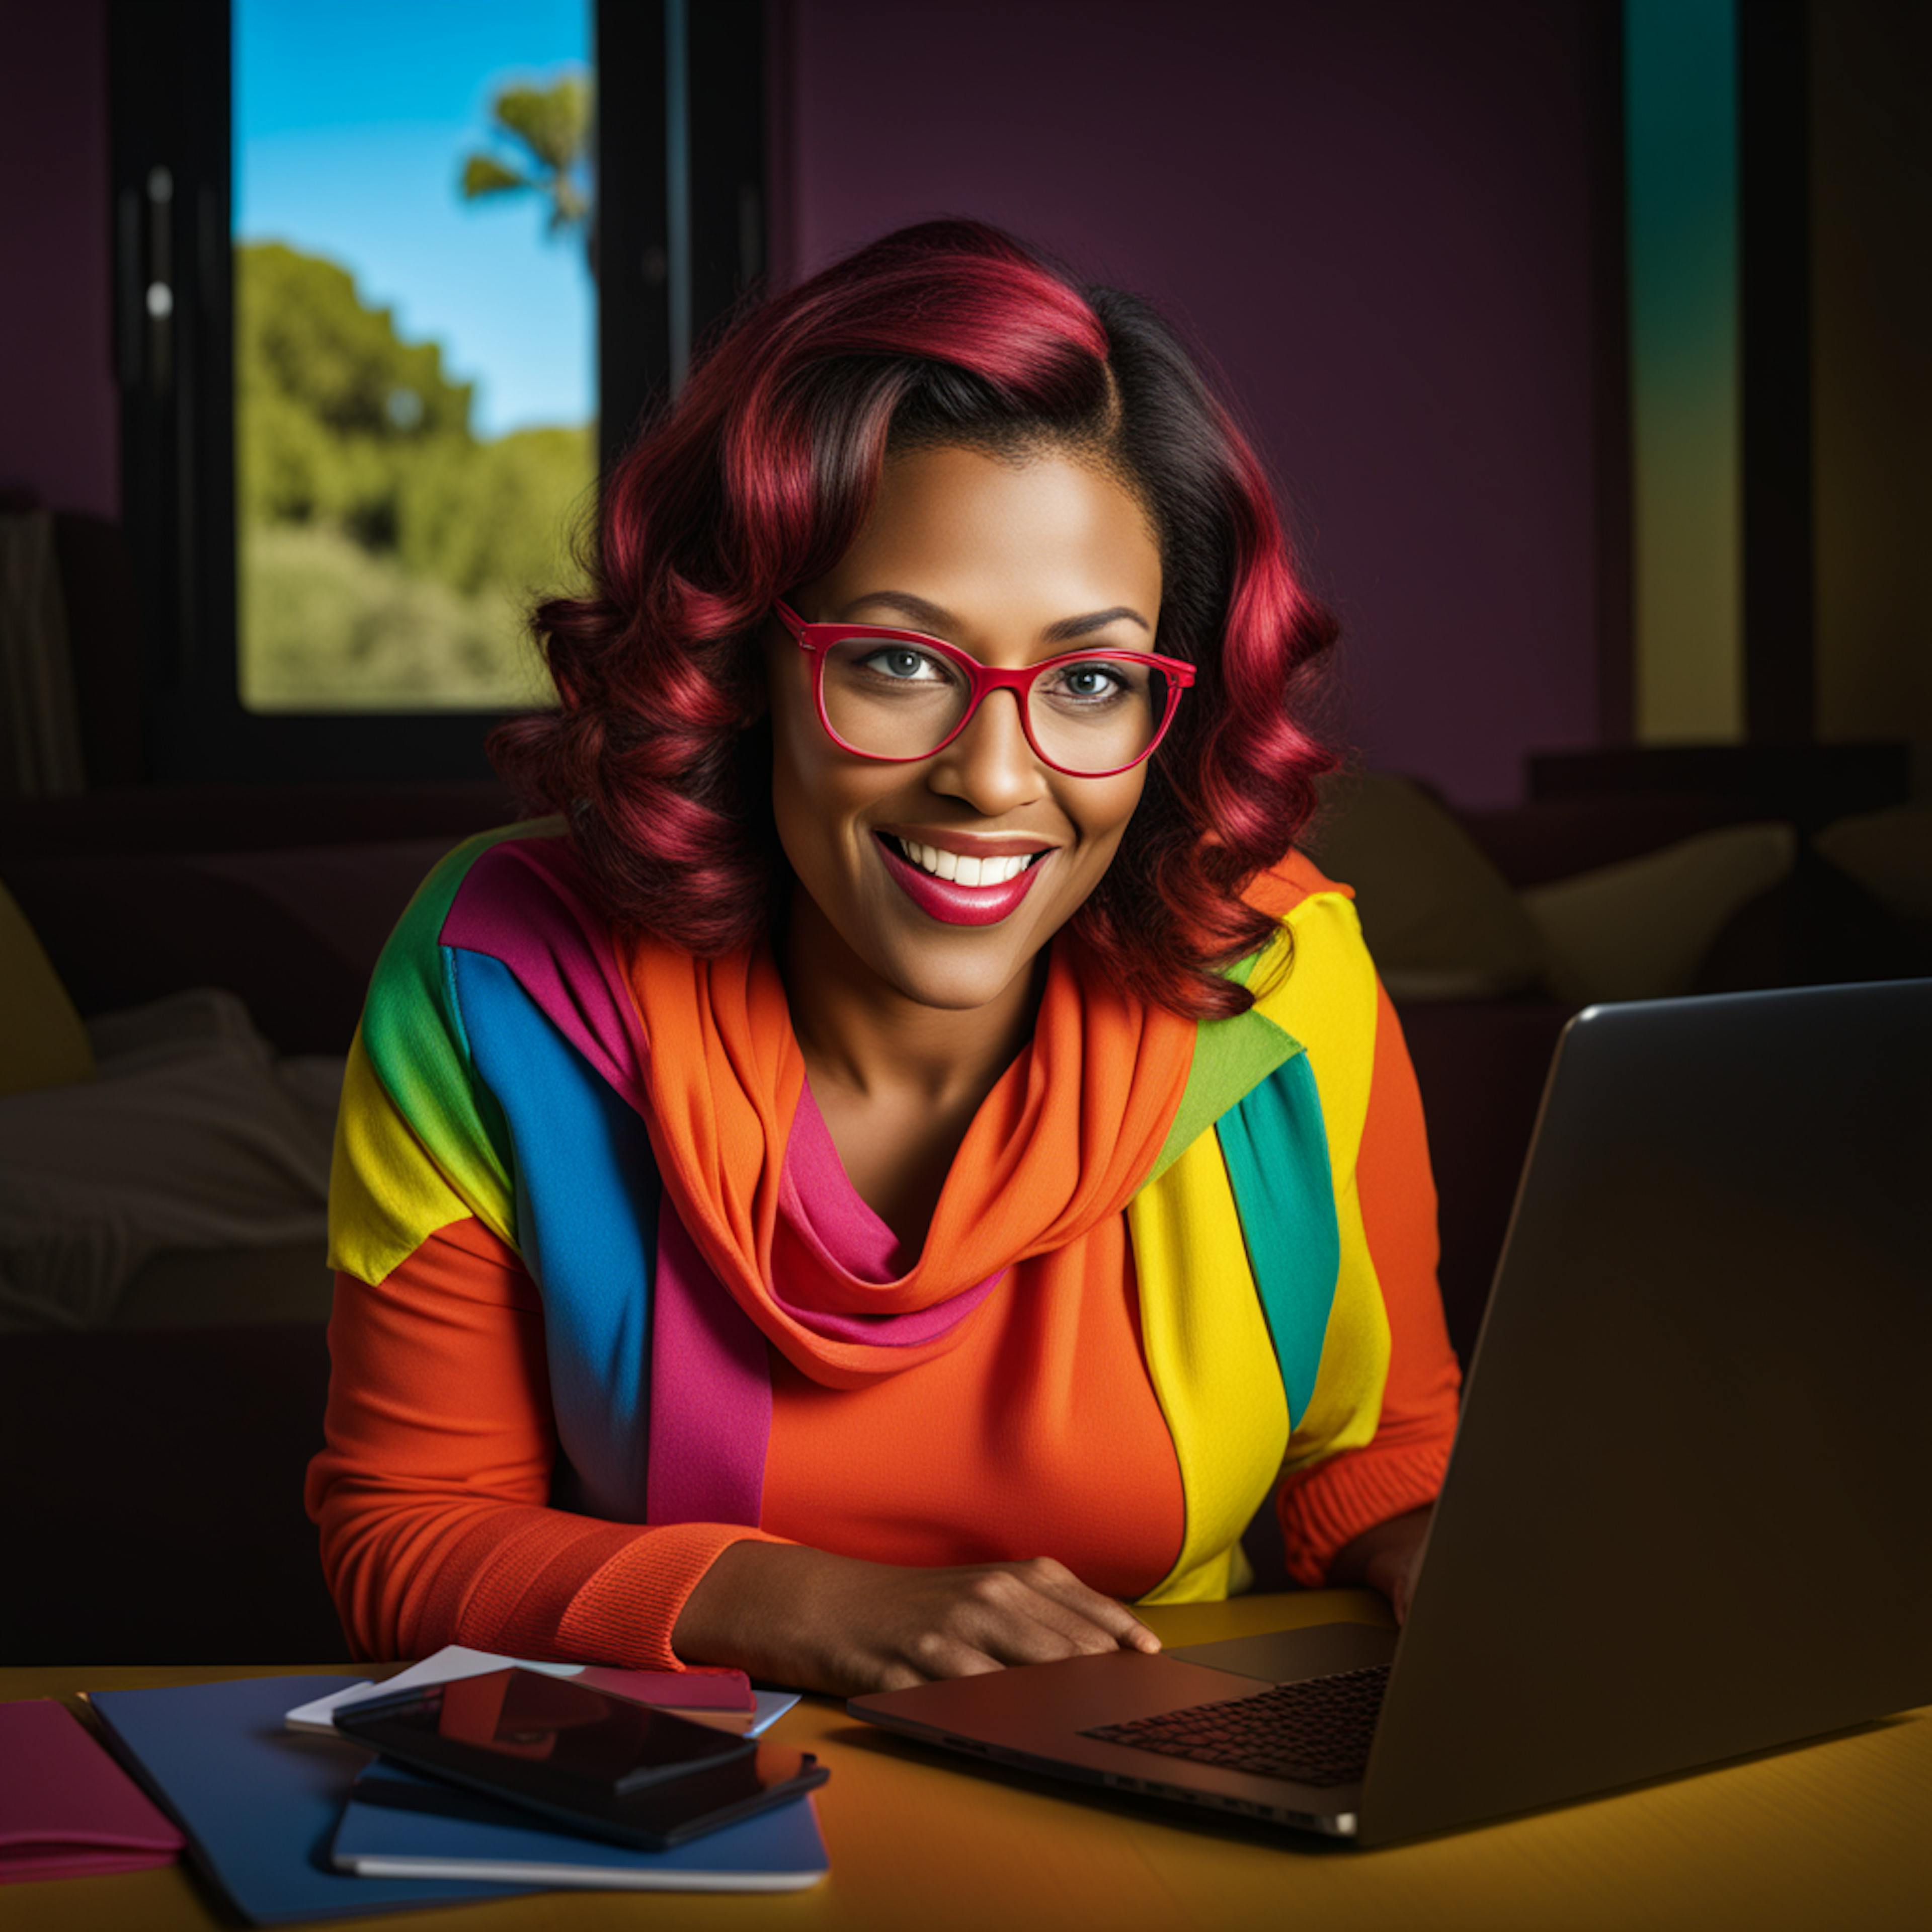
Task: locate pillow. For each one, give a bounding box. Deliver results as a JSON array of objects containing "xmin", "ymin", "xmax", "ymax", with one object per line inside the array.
[
  {"xmin": 1522, "ymin": 822, "xmax": 1797, "ymax": 1006},
  {"xmin": 1812, "ymin": 806, "xmax": 1932, "ymax": 927},
  {"xmin": 1302, "ymin": 772, "xmax": 1546, "ymax": 1001},
  {"xmin": 0, "ymin": 876, "xmax": 95, "ymax": 1096},
  {"xmin": 0, "ymin": 988, "xmax": 336, "ymax": 1330}
]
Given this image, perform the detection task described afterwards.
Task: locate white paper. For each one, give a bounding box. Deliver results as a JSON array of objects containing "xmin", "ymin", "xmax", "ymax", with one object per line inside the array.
[{"xmin": 282, "ymin": 1646, "xmax": 583, "ymax": 1735}]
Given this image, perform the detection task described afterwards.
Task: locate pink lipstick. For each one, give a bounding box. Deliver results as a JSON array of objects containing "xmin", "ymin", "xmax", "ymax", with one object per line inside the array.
[{"xmin": 873, "ymin": 832, "xmax": 1050, "ymax": 927}]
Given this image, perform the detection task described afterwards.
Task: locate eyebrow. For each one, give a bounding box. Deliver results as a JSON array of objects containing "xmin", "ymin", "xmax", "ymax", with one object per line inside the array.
[{"xmin": 839, "ymin": 591, "xmax": 1152, "ymax": 644}]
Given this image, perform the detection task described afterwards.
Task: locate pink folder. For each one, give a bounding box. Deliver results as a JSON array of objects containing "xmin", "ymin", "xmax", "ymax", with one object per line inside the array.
[{"xmin": 0, "ymin": 1699, "xmax": 185, "ymax": 1884}]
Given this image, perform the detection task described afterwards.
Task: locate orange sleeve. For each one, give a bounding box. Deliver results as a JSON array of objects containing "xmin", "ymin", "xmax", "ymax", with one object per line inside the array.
[
  {"xmin": 304, "ymin": 1215, "xmax": 784, "ymax": 1667},
  {"xmin": 1274, "ymin": 978, "xmax": 1464, "ymax": 1584}
]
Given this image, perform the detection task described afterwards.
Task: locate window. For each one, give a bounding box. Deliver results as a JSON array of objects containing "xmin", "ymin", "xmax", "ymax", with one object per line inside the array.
[
  {"xmin": 108, "ymin": 0, "xmax": 765, "ymax": 781},
  {"xmin": 232, "ymin": 0, "xmax": 596, "ymax": 714}
]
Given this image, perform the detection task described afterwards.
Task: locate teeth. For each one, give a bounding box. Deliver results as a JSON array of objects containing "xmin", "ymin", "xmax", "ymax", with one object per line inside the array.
[{"xmin": 892, "ymin": 838, "xmax": 1038, "ymax": 887}]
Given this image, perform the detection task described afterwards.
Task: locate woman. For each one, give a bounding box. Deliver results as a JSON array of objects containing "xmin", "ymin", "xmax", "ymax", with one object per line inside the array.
[{"xmin": 308, "ymin": 220, "xmax": 1460, "ymax": 1696}]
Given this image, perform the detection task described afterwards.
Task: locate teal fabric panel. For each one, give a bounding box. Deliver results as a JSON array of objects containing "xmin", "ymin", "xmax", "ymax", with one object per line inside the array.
[{"xmin": 1218, "ymin": 1051, "xmax": 1341, "ymax": 1426}]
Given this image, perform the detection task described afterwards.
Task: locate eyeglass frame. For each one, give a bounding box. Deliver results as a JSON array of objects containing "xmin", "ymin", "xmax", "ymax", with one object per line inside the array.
[{"xmin": 773, "ymin": 598, "xmax": 1196, "ymax": 779}]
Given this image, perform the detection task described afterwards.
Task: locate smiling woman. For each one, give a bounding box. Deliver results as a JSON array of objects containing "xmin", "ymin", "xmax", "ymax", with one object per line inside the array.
[{"xmin": 308, "ymin": 221, "xmax": 1463, "ymax": 1697}]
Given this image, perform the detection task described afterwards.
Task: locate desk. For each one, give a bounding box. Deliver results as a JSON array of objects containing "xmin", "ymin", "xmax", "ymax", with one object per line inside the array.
[{"xmin": 5, "ymin": 1592, "xmax": 1926, "ymax": 1932}]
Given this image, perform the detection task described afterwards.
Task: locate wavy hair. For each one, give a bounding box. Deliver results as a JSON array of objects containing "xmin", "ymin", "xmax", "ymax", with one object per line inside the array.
[{"xmin": 490, "ymin": 220, "xmax": 1337, "ymax": 1019}]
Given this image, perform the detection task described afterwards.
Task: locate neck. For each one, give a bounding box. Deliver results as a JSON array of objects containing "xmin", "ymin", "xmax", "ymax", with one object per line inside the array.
[{"xmin": 776, "ymin": 889, "xmax": 1047, "ymax": 1111}]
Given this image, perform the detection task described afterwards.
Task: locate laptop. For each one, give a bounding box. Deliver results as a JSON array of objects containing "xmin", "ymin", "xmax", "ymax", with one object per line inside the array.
[{"xmin": 849, "ymin": 978, "xmax": 1932, "ymax": 1846}]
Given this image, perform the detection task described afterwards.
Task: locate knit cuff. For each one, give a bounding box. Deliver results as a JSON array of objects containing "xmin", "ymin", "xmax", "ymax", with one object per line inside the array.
[
  {"xmin": 556, "ymin": 1521, "xmax": 791, "ymax": 1671},
  {"xmin": 1276, "ymin": 1437, "xmax": 1452, "ymax": 1589}
]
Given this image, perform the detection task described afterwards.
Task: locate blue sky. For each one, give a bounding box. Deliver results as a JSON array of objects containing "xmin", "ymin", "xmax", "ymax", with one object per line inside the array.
[{"xmin": 233, "ymin": 0, "xmax": 593, "ymax": 438}]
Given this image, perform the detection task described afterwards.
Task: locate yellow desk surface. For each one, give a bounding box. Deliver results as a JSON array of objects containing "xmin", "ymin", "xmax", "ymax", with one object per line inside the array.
[{"xmin": 5, "ymin": 1591, "xmax": 1926, "ymax": 1932}]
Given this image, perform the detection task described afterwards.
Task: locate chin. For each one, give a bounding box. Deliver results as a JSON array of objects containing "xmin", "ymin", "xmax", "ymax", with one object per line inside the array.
[
  {"xmin": 884, "ymin": 954, "xmax": 1027, "ymax": 1012},
  {"xmin": 877, "ymin": 950, "xmax": 1035, "ymax": 1014}
]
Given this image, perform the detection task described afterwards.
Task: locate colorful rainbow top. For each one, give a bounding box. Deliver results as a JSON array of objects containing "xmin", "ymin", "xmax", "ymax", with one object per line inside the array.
[{"xmin": 309, "ymin": 825, "xmax": 1461, "ymax": 1668}]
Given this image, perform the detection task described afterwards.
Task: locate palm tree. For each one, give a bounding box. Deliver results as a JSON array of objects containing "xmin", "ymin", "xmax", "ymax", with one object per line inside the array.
[{"xmin": 458, "ymin": 70, "xmax": 592, "ymax": 257}]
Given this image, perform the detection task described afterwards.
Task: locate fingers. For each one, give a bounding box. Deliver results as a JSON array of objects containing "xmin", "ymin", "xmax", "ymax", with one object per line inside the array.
[
  {"xmin": 919, "ymin": 1562, "xmax": 1160, "ymax": 1671},
  {"xmin": 958, "ymin": 1584, "xmax": 1118, "ymax": 1670},
  {"xmin": 888, "ymin": 1634, "xmax": 1008, "ymax": 1689},
  {"xmin": 1003, "ymin": 1557, "xmax": 1163, "ymax": 1654},
  {"xmin": 827, "ymin": 1557, "xmax": 1166, "ymax": 1694}
]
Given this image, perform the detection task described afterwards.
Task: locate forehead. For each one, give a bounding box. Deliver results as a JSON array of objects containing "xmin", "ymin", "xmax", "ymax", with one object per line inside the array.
[{"xmin": 825, "ymin": 445, "xmax": 1162, "ymax": 629}]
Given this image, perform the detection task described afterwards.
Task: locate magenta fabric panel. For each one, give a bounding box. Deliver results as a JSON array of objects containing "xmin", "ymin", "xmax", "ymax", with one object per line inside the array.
[
  {"xmin": 771, "ymin": 1080, "xmax": 1006, "ymax": 1345},
  {"xmin": 438, "ymin": 836, "xmax": 651, "ymax": 1118},
  {"xmin": 645, "ymin": 1198, "xmax": 773, "ymax": 1527}
]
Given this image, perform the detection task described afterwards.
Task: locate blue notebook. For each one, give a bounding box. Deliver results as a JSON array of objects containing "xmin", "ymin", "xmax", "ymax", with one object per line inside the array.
[
  {"xmin": 332, "ymin": 1758, "xmax": 829, "ymax": 1891},
  {"xmin": 88, "ymin": 1676, "xmax": 529, "ymax": 1923}
]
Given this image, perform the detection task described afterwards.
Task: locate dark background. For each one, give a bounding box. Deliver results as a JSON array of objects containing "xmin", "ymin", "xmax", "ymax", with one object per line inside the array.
[{"xmin": 1, "ymin": 0, "xmax": 1926, "ymax": 1662}]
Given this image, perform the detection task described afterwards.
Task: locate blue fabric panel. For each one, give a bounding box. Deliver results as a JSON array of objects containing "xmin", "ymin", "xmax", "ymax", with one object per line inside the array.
[
  {"xmin": 1217, "ymin": 1051, "xmax": 1342, "ymax": 1426},
  {"xmin": 446, "ymin": 946, "xmax": 659, "ymax": 1522}
]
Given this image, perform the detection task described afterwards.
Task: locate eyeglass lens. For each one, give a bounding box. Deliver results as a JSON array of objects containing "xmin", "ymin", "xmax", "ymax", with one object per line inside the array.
[{"xmin": 821, "ymin": 638, "xmax": 1169, "ymax": 772}]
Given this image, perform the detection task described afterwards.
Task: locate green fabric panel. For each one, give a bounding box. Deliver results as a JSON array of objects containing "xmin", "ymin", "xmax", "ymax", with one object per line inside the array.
[
  {"xmin": 358, "ymin": 823, "xmax": 537, "ymax": 1230},
  {"xmin": 1150, "ymin": 935, "xmax": 1301, "ymax": 1184},
  {"xmin": 1217, "ymin": 1052, "xmax": 1341, "ymax": 1426}
]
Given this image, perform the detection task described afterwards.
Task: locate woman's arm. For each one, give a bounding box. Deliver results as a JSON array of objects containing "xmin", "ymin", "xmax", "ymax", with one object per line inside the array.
[
  {"xmin": 305, "ymin": 1216, "xmax": 781, "ymax": 1667},
  {"xmin": 1274, "ymin": 977, "xmax": 1462, "ymax": 1606},
  {"xmin": 307, "ymin": 1214, "xmax": 1159, "ymax": 1686}
]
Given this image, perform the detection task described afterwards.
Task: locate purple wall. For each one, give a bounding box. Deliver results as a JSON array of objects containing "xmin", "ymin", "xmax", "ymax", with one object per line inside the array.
[
  {"xmin": 773, "ymin": 1, "xmax": 1608, "ymax": 806},
  {"xmin": 0, "ymin": 0, "xmax": 117, "ymax": 519}
]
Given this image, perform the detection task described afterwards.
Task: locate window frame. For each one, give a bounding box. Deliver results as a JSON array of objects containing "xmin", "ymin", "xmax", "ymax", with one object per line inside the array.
[{"xmin": 107, "ymin": 0, "xmax": 766, "ymax": 783}]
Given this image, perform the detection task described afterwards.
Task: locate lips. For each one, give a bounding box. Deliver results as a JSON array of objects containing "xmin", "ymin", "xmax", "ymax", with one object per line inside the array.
[{"xmin": 873, "ymin": 832, "xmax": 1051, "ymax": 927}]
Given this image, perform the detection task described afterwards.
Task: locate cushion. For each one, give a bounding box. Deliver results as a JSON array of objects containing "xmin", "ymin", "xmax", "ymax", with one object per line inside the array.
[
  {"xmin": 0, "ymin": 875, "xmax": 94, "ymax": 1096},
  {"xmin": 0, "ymin": 988, "xmax": 337, "ymax": 1330},
  {"xmin": 1812, "ymin": 806, "xmax": 1932, "ymax": 927},
  {"xmin": 1522, "ymin": 822, "xmax": 1798, "ymax": 1006},
  {"xmin": 1302, "ymin": 772, "xmax": 1546, "ymax": 1001}
]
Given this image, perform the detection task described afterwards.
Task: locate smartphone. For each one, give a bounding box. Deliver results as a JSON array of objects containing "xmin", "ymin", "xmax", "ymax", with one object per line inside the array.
[{"xmin": 334, "ymin": 1667, "xmax": 827, "ymax": 1849}]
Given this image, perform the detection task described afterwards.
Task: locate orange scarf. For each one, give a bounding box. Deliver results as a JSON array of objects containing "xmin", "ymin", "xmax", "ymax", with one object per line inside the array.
[{"xmin": 621, "ymin": 927, "xmax": 1197, "ymax": 1389}]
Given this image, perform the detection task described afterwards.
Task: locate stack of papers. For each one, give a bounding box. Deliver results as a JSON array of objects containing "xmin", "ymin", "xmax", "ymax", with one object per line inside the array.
[{"xmin": 82, "ymin": 1656, "xmax": 824, "ymax": 1923}]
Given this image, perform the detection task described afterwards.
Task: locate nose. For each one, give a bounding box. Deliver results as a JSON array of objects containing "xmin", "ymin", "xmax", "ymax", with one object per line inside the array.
[{"xmin": 924, "ymin": 686, "xmax": 1048, "ymax": 816}]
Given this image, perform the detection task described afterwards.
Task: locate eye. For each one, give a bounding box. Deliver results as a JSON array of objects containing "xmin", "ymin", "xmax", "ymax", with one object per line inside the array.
[
  {"xmin": 1050, "ymin": 661, "xmax": 1132, "ymax": 701},
  {"xmin": 860, "ymin": 646, "xmax": 945, "ymax": 682},
  {"xmin": 1067, "ymin": 666, "xmax": 1119, "ymax": 696}
]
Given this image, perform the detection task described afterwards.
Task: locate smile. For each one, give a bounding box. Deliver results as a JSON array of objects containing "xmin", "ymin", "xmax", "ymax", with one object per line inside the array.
[
  {"xmin": 884, "ymin": 836, "xmax": 1041, "ymax": 887},
  {"xmin": 873, "ymin": 833, "xmax": 1052, "ymax": 927}
]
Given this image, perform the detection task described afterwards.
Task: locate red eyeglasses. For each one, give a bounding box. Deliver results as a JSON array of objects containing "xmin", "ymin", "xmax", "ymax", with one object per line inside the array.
[{"xmin": 774, "ymin": 599, "xmax": 1194, "ymax": 778}]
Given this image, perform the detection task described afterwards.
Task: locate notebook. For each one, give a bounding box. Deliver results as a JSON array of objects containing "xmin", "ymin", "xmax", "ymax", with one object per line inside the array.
[
  {"xmin": 88, "ymin": 1675, "xmax": 529, "ymax": 1922},
  {"xmin": 331, "ymin": 1757, "xmax": 829, "ymax": 1891},
  {"xmin": 0, "ymin": 1699, "xmax": 184, "ymax": 1885}
]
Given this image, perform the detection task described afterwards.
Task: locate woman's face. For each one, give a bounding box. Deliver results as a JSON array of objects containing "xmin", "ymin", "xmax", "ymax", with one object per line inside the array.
[{"xmin": 766, "ymin": 441, "xmax": 1164, "ymax": 1014}]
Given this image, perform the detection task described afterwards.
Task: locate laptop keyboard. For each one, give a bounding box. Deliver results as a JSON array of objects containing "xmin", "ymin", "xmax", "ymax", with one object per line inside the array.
[{"xmin": 1081, "ymin": 1663, "xmax": 1390, "ymax": 1788}]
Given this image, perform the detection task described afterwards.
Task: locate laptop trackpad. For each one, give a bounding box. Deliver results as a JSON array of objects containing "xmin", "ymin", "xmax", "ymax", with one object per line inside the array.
[{"xmin": 1167, "ymin": 1620, "xmax": 1396, "ymax": 1684}]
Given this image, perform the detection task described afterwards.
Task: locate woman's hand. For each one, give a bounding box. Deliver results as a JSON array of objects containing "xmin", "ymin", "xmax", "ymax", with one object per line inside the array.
[
  {"xmin": 672, "ymin": 1542, "xmax": 1162, "ymax": 1697},
  {"xmin": 1328, "ymin": 1505, "xmax": 1432, "ymax": 1625}
]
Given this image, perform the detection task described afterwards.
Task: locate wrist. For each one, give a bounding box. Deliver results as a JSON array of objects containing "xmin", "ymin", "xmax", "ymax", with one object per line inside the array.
[
  {"xmin": 1327, "ymin": 1504, "xmax": 1431, "ymax": 1594},
  {"xmin": 672, "ymin": 1537, "xmax": 808, "ymax": 1672}
]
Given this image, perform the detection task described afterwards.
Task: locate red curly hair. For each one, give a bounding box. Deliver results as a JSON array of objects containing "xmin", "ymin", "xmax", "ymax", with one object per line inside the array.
[{"xmin": 490, "ymin": 220, "xmax": 1337, "ymax": 1020}]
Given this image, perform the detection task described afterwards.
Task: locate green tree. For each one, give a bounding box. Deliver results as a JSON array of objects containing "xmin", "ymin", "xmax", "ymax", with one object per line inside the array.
[
  {"xmin": 234, "ymin": 242, "xmax": 472, "ymax": 545},
  {"xmin": 457, "ymin": 70, "xmax": 592, "ymax": 251},
  {"xmin": 397, "ymin": 424, "xmax": 594, "ymax": 600},
  {"xmin": 233, "ymin": 238, "xmax": 593, "ymax": 710}
]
